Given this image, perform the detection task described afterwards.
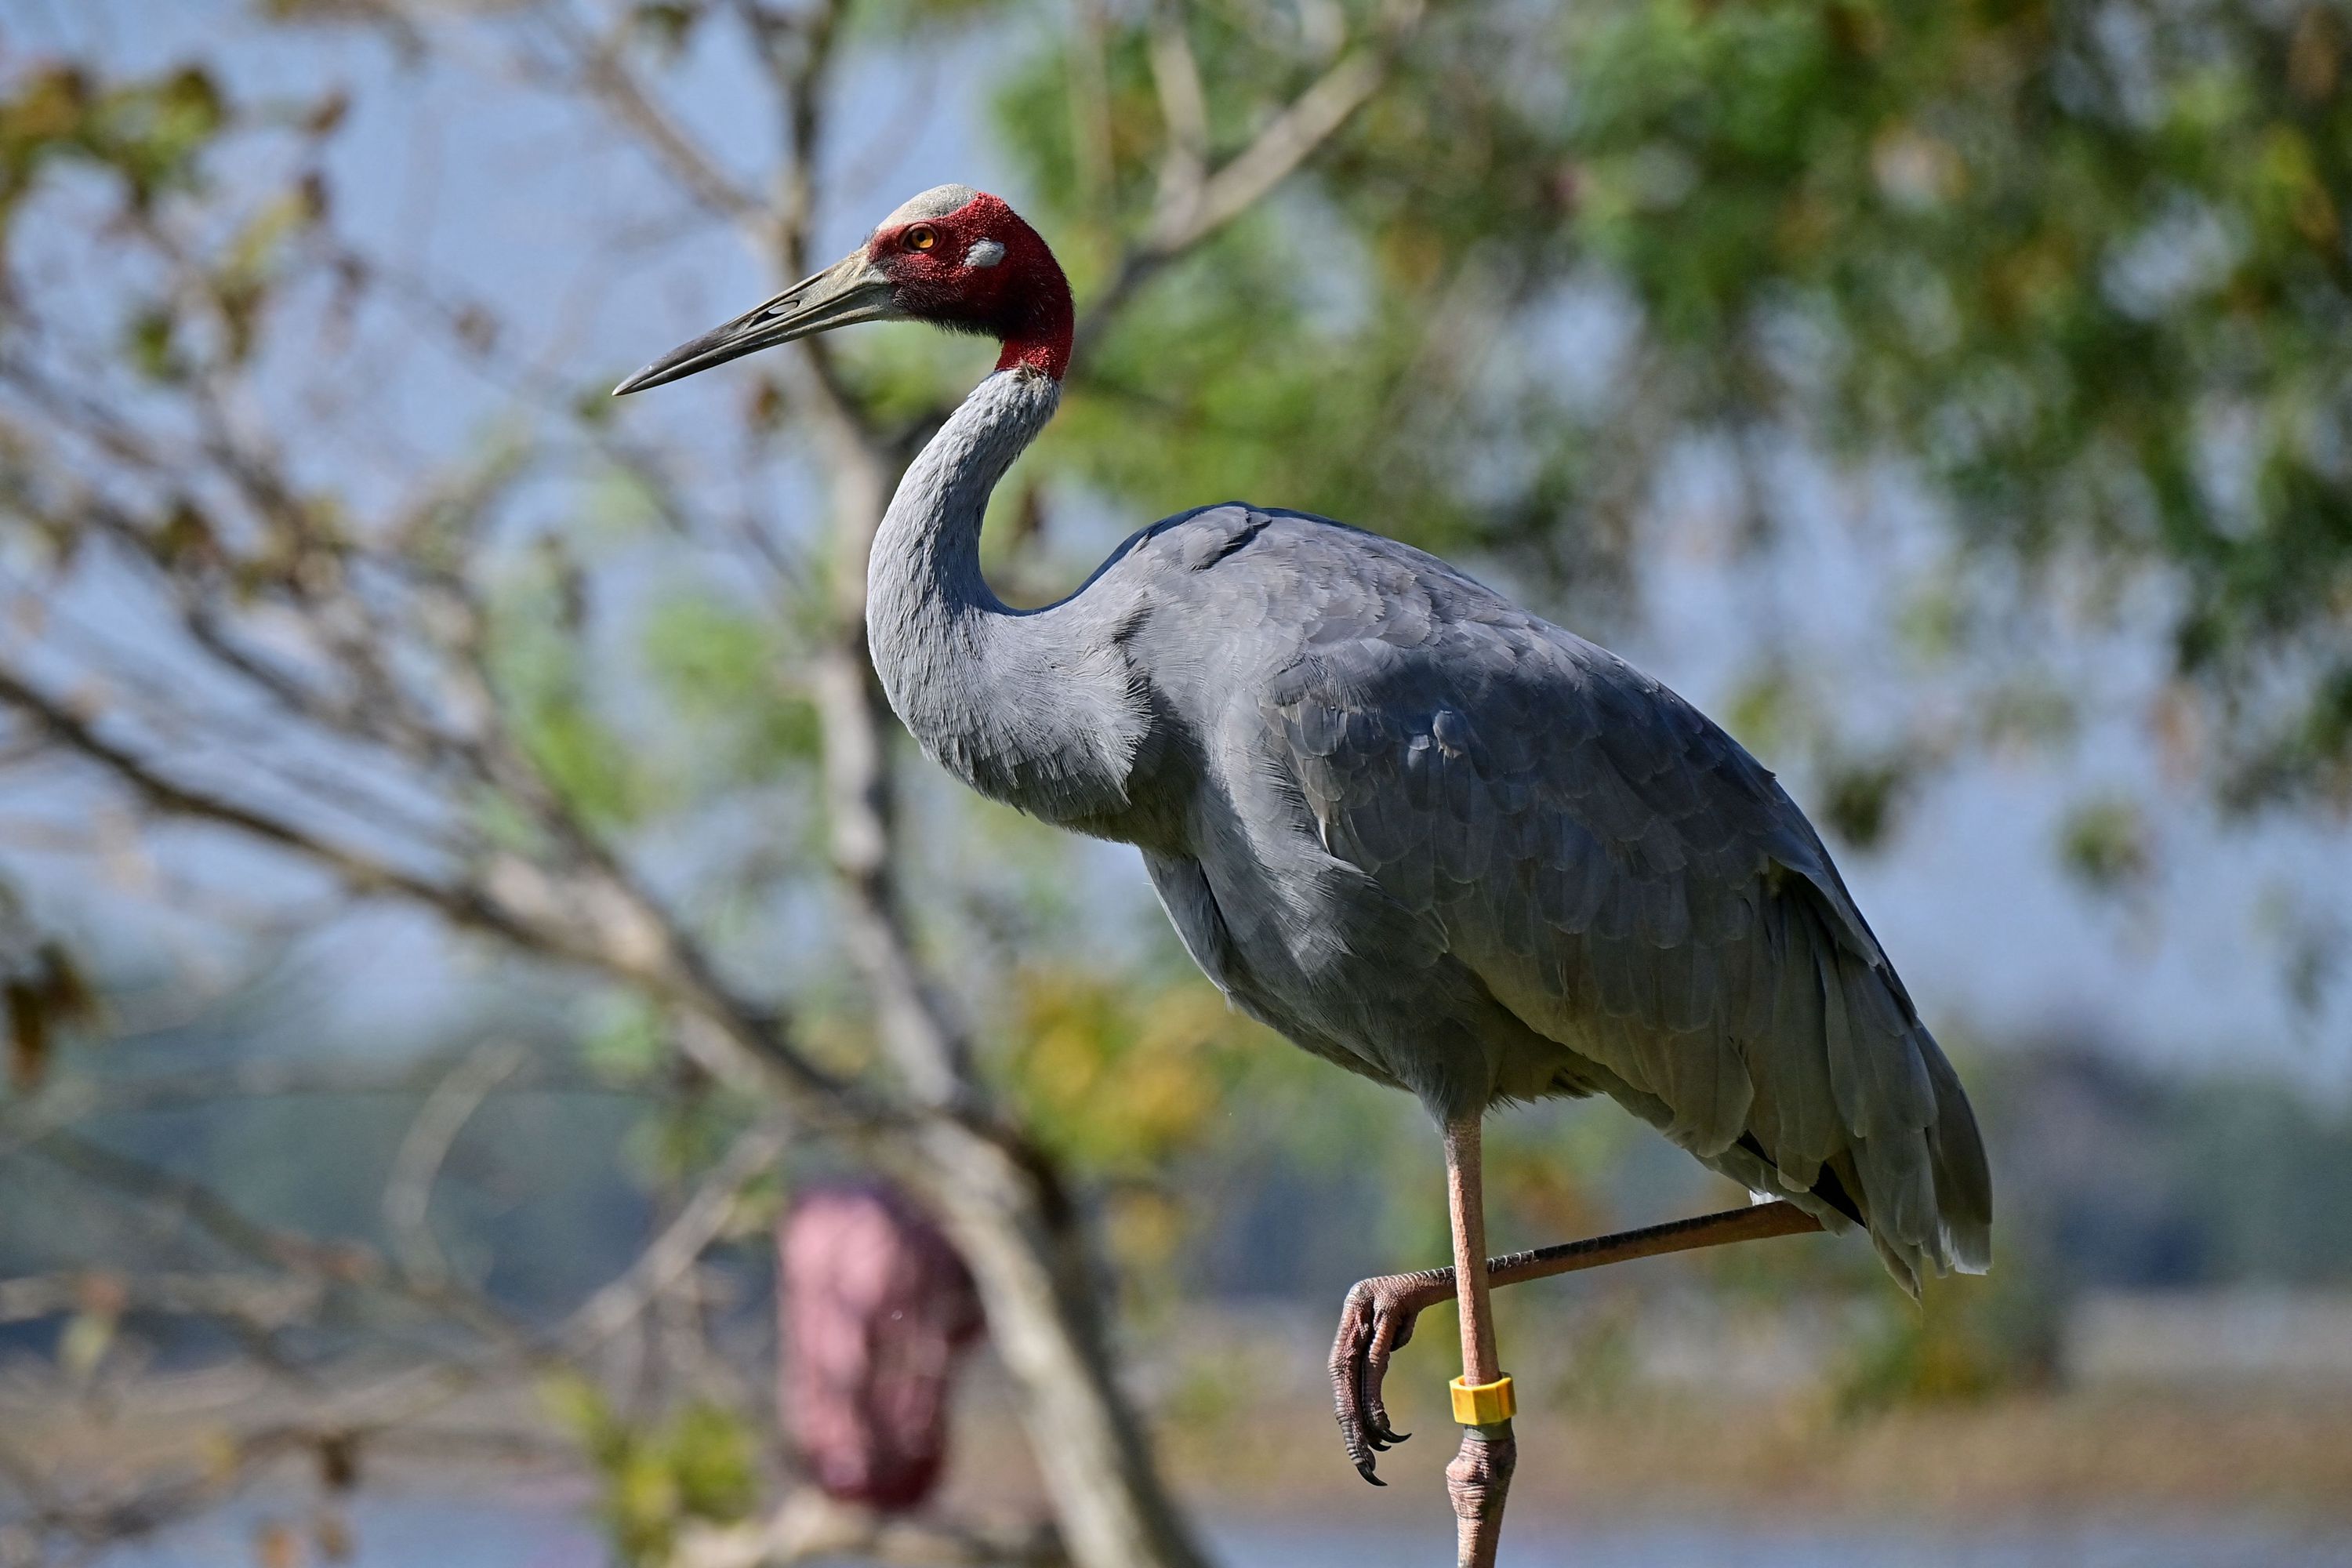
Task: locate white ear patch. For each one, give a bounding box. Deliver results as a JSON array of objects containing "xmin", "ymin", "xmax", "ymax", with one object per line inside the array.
[{"xmin": 964, "ymin": 240, "xmax": 1006, "ymax": 269}]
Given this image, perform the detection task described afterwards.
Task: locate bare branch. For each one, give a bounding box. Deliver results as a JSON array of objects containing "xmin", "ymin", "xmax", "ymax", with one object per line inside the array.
[
  {"xmin": 729, "ymin": 0, "xmax": 848, "ymax": 276},
  {"xmin": 0, "ymin": 664, "xmax": 865, "ymax": 1124},
  {"xmin": 0, "ymin": 669, "xmax": 532, "ymax": 950},
  {"xmin": 811, "ymin": 648, "xmax": 981, "ymax": 1113},
  {"xmin": 1152, "ymin": 16, "xmax": 1403, "ymax": 246},
  {"xmin": 13, "ymin": 1052, "xmax": 601, "ymax": 1123},
  {"xmin": 30, "ymin": 1127, "xmax": 376, "ymax": 1281},
  {"xmin": 22, "ymin": 1105, "xmax": 787, "ymax": 1418},
  {"xmin": 1077, "ymin": 0, "xmax": 1428, "ymax": 347},
  {"xmin": 553, "ymin": 1116, "xmax": 789, "ymax": 1353},
  {"xmin": 382, "ymin": 1036, "xmax": 533, "ymax": 1290},
  {"xmin": 0, "ymin": 1272, "xmax": 323, "ymax": 1330},
  {"xmin": 1067, "ymin": 0, "xmax": 1116, "ymax": 213},
  {"xmin": 1147, "ymin": 2, "xmax": 1211, "ymax": 228},
  {"xmin": 542, "ymin": 8, "xmax": 762, "ymax": 227}
]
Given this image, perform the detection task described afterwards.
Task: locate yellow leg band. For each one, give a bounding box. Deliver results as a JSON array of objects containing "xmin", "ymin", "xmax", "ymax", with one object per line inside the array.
[{"xmin": 1450, "ymin": 1374, "xmax": 1516, "ymax": 1425}]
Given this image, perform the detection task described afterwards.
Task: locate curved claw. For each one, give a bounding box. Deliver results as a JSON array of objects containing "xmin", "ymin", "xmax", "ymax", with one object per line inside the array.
[{"xmin": 1329, "ymin": 1268, "xmax": 1451, "ymax": 1485}]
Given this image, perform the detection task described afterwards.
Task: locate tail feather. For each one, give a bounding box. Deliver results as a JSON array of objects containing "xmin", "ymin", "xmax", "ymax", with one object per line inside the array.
[{"xmin": 1916, "ymin": 1028, "xmax": 1993, "ymax": 1274}]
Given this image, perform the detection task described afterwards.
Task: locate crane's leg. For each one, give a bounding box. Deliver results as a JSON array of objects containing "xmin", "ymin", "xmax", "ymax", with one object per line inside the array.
[
  {"xmin": 1440, "ymin": 1112, "xmax": 1515, "ymax": 1568},
  {"xmin": 1331, "ymin": 1199, "xmax": 1824, "ymax": 1483}
]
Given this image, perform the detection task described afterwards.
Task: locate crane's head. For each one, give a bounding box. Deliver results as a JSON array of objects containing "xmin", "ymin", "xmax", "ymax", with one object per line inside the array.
[{"xmin": 613, "ymin": 185, "xmax": 1073, "ymax": 395}]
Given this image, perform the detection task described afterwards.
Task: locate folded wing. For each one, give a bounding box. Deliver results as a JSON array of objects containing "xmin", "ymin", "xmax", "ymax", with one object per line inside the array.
[{"xmin": 1264, "ymin": 589, "xmax": 1991, "ymax": 1291}]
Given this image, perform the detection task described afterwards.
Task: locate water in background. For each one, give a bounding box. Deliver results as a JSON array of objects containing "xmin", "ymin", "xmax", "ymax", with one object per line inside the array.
[
  {"xmin": 93, "ymin": 1497, "xmax": 2352, "ymax": 1566},
  {"xmin": 1210, "ymin": 1517, "xmax": 2352, "ymax": 1567}
]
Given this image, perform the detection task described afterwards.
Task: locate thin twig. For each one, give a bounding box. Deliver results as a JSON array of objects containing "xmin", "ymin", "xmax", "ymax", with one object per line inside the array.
[
  {"xmin": 0, "ymin": 669, "xmax": 533, "ymax": 951},
  {"xmin": 1077, "ymin": 0, "xmax": 1428, "ymax": 347},
  {"xmin": 544, "ymin": 5, "xmax": 761, "ymax": 226},
  {"xmin": 1147, "ymin": 1, "xmax": 1211, "ymax": 227},
  {"xmin": 0, "ymin": 1272, "xmax": 323, "ymax": 1329},
  {"xmin": 382, "ymin": 1036, "xmax": 533, "ymax": 1290},
  {"xmin": 554, "ymin": 1117, "xmax": 789, "ymax": 1353}
]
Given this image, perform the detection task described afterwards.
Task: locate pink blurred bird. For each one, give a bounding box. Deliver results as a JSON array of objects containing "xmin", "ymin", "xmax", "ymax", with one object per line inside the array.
[{"xmin": 777, "ymin": 1181, "xmax": 983, "ymax": 1511}]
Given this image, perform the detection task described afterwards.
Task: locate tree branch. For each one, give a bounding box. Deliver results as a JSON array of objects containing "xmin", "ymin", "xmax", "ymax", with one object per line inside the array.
[
  {"xmin": 545, "ymin": 6, "xmax": 763, "ymax": 227},
  {"xmin": 553, "ymin": 1116, "xmax": 790, "ymax": 1354},
  {"xmin": 31, "ymin": 1127, "xmax": 378, "ymax": 1283},
  {"xmin": 0, "ymin": 669, "xmax": 534, "ymax": 952},
  {"xmin": 0, "ymin": 1271, "xmax": 324, "ymax": 1330},
  {"xmin": 382, "ymin": 1036, "xmax": 532, "ymax": 1291},
  {"xmin": 729, "ymin": 0, "xmax": 848, "ymax": 278},
  {"xmin": 1076, "ymin": 0, "xmax": 1428, "ymax": 348},
  {"xmin": 0, "ymin": 665, "xmax": 875, "ymax": 1130},
  {"xmin": 1146, "ymin": 2, "xmax": 1211, "ymax": 228}
]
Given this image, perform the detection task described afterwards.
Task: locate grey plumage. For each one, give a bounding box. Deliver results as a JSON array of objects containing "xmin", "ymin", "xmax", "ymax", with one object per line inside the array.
[{"xmin": 866, "ymin": 365, "xmax": 1991, "ymax": 1294}]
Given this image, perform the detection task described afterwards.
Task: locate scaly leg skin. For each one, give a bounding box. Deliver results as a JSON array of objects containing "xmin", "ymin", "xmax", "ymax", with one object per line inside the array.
[
  {"xmin": 1448, "ymin": 1423, "xmax": 1517, "ymax": 1568},
  {"xmin": 1332, "ymin": 1199, "xmax": 1824, "ymax": 1484},
  {"xmin": 1441, "ymin": 1114, "xmax": 1514, "ymax": 1568}
]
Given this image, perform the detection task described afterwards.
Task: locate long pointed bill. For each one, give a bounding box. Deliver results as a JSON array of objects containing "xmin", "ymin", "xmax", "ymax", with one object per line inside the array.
[{"xmin": 612, "ymin": 249, "xmax": 897, "ymax": 395}]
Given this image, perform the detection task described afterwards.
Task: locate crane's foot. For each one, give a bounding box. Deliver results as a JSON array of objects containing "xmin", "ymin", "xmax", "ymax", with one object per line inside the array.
[{"xmin": 1328, "ymin": 1266, "xmax": 1454, "ymax": 1484}]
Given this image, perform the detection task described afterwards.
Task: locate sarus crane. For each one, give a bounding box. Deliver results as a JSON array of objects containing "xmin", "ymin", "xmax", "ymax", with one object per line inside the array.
[{"xmin": 618, "ymin": 184, "xmax": 1992, "ymax": 1566}]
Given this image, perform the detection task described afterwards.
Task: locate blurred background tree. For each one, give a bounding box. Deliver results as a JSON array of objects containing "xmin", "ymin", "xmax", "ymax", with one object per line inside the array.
[
  {"xmin": 1016, "ymin": 0, "xmax": 2352, "ymax": 817},
  {"xmin": 0, "ymin": 1, "xmax": 2348, "ymax": 1565}
]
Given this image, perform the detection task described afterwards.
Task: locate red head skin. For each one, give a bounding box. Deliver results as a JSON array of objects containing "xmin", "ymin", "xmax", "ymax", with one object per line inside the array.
[{"xmin": 866, "ymin": 193, "xmax": 1075, "ymax": 380}]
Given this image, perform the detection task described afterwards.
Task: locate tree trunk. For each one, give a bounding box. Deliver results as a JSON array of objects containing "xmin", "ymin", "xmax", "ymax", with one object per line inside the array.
[
  {"xmin": 909, "ymin": 1120, "xmax": 1210, "ymax": 1568},
  {"xmin": 808, "ymin": 425, "xmax": 1210, "ymax": 1568}
]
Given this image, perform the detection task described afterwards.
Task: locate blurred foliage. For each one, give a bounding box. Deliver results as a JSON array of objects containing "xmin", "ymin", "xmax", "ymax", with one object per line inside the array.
[
  {"xmin": 1484, "ymin": 1096, "xmax": 1640, "ymax": 1247},
  {"xmin": 1830, "ymin": 1272, "xmax": 2049, "ymax": 1417},
  {"xmin": 1003, "ymin": 966, "xmax": 1257, "ymax": 1179},
  {"xmin": 0, "ymin": 880, "xmax": 96, "ymax": 1094},
  {"xmin": 2057, "ymin": 793, "xmax": 2155, "ymax": 891},
  {"xmin": 485, "ymin": 545, "xmax": 655, "ymax": 832},
  {"xmin": 975, "ymin": 0, "xmax": 2352, "ymax": 820},
  {"xmin": 0, "ymin": 61, "xmax": 224, "ymax": 230},
  {"xmin": 1817, "ymin": 750, "xmax": 1919, "ymax": 851},
  {"xmin": 998, "ymin": 964, "xmax": 1276, "ymax": 1279},
  {"xmin": 989, "ymin": 951, "xmax": 1456, "ymax": 1293},
  {"xmin": 1832, "ymin": 1292, "xmax": 2004, "ymax": 1417},
  {"xmin": 544, "ymin": 1373, "xmax": 759, "ymax": 1566},
  {"xmin": 996, "ymin": 15, "xmax": 1609, "ymax": 579},
  {"xmin": 641, "ymin": 590, "xmax": 822, "ymax": 784}
]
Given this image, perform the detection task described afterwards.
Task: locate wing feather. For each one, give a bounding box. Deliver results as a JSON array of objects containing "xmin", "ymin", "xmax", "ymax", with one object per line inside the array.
[{"xmin": 1245, "ymin": 519, "xmax": 1989, "ymax": 1286}]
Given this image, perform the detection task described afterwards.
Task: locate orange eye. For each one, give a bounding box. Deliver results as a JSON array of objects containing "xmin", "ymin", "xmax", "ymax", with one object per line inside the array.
[{"xmin": 906, "ymin": 225, "xmax": 937, "ymax": 252}]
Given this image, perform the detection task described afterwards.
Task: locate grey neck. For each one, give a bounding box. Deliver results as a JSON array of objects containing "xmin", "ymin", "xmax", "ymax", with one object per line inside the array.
[{"xmin": 866, "ymin": 368, "xmax": 1145, "ymax": 828}]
